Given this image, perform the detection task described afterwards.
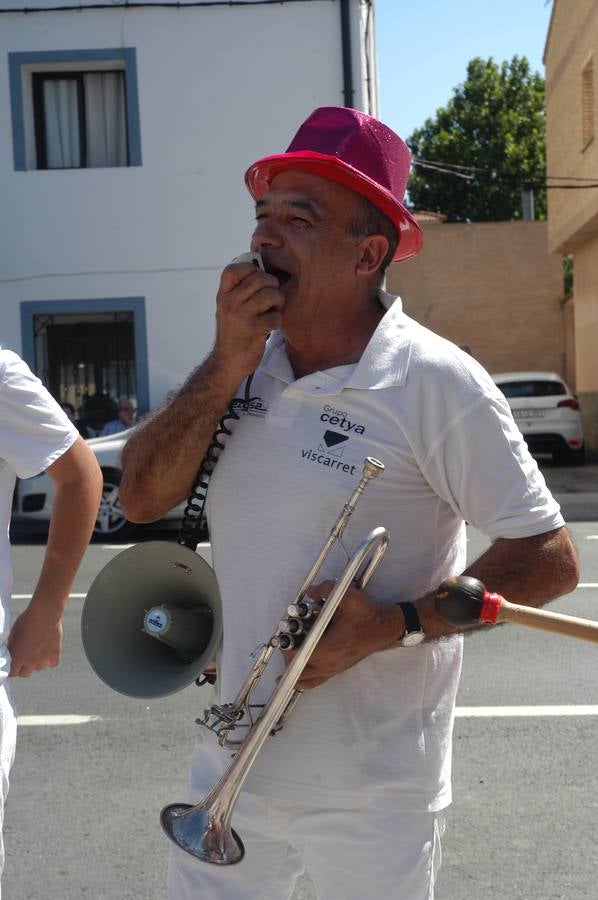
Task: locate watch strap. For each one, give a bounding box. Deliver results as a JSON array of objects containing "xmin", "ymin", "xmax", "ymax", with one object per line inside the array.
[
  {"xmin": 397, "ymin": 601, "xmax": 422, "ymax": 635},
  {"xmin": 397, "ymin": 601, "xmax": 425, "ymax": 646}
]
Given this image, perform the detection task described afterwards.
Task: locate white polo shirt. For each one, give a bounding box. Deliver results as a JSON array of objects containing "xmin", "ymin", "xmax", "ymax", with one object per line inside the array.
[
  {"xmin": 204, "ymin": 292, "xmax": 563, "ymax": 811},
  {"xmin": 0, "ymin": 350, "xmax": 78, "ymax": 680}
]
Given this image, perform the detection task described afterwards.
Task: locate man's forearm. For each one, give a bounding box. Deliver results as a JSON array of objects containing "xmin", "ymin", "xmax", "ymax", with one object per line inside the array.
[
  {"xmin": 119, "ymin": 257, "xmax": 285, "ymax": 522},
  {"xmin": 31, "ymin": 472, "xmax": 101, "ymax": 616},
  {"xmin": 293, "ymin": 524, "xmax": 579, "ymax": 687},
  {"xmin": 119, "ymin": 353, "xmax": 243, "ymax": 522},
  {"xmin": 9, "ymin": 457, "xmax": 101, "ymax": 676},
  {"xmin": 418, "ymin": 526, "xmax": 580, "ymax": 640}
]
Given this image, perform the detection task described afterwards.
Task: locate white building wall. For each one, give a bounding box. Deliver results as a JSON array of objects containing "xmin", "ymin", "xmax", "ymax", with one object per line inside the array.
[{"xmin": 1, "ymin": 0, "xmax": 373, "ymax": 411}]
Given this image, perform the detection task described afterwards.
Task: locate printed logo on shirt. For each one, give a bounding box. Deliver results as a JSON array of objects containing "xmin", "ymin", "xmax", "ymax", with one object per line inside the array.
[
  {"xmin": 301, "ymin": 443, "xmax": 357, "ymax": 474},
  {"xmin": 319, "ymin": 405, "xmax": 366, "ymax": 435},
  {"xmin": 231, "ymin": 396, "xmax": 269, "ymax": 418},
  {"xmin": 321, "ymin": 430, "xmax": 349, "ymax": 455},
  {"xmin": 300, "ymin": 405, "xmax": 366, "ymax": 476}
]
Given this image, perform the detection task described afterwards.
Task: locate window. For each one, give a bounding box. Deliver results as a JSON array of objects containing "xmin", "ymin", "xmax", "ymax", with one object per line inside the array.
[
  {"xmin": 582, "ymin": 58, "xmax": 594, "ymax": 150},
  {"xmin": 33, "ymin": 70, "xmax": 127, "ymax": 169},
  {"xmin": 32, "ymin": 311, "xmax": 137, "ymax": 404},
  {"xmin": 497, "ymin": 380, "xmax": 566, "ymax": 399},
  {"xmin": 9, "ymin": 49, "xmax": 141, "ymax": 171},
  {"xmin": 20, "ymin": 297, "xmax": 150, "ymax": 417}
]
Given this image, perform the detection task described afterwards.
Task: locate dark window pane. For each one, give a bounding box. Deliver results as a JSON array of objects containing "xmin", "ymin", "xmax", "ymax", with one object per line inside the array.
[{"xmin": 498, "ymin": 380, "xmax": 567, "ymax": 398}]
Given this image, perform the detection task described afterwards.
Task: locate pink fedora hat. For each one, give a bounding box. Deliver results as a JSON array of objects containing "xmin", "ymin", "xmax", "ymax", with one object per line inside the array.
[{"xmin": 244, "ymin": 107, "xmax": 422, "ymax": 263}]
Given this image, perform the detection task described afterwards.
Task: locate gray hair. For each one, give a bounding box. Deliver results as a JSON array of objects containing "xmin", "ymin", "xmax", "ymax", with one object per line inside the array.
[{"xmin": 347, "ymin": 196, "xmax": 399, "ymax": 284}]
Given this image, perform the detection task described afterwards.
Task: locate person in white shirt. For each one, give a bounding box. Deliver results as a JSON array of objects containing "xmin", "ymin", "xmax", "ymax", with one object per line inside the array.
[
  {"xmin": 0, "ymin": 350, "xmax": 102, "ymax": 893},
  {"xmin": 118, "ymin": 107, "xmax": 578, "ymax": 900}
]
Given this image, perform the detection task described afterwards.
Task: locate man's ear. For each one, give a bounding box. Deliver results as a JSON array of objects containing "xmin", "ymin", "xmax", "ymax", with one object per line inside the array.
[{"xmin": 355, "ymin": 235, "xmax": 389, "ymax": 277}]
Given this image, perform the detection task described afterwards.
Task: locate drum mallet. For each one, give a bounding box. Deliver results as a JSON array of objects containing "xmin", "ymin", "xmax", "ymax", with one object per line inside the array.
[{"xmin": 435, "ymin": 576, "xmax": 598, "ymax": 643}]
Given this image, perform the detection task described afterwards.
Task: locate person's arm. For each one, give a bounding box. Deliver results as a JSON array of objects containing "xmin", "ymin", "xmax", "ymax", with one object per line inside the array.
[
  {"xmin": 293, "ymin": 525, "xmax": 579, "ymax": 689},
  {"xmin": 119, "ymin": 260, "xmax": 283, "ymax": 523},
  {"xmin": 8, "ymin": 437, "xmax": 103, "ymax": 678},
  {"xmin": 419, "ymin": 524, "xmax": 579, "ymax": 637}
]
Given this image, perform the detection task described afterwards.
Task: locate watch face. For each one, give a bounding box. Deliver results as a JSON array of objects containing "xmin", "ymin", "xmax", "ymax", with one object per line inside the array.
[{"xmin": 401, "ymin": 630, "xmax": 425, "ymax": 647}]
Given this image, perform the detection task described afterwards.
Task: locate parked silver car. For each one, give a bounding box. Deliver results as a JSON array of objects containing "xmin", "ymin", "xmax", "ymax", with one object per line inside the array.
[
  {"xmin": 492, "ymin": 371, "xmax": 585, "ymax": 465},
  {"xmin": 12, "ymin": 430, "xmax": 186, "ymax": 539}
]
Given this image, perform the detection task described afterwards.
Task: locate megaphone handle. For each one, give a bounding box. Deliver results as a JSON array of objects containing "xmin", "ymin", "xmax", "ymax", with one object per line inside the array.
[{"xmin": 196, "ymin": 669, "xmax": 217, "ymax": 686}]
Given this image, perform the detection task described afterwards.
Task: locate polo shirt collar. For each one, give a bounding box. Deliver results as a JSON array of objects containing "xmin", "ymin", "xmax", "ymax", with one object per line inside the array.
[{"xmin": 259, "ymin": 290, "xmax": 412, "ymax": 394}]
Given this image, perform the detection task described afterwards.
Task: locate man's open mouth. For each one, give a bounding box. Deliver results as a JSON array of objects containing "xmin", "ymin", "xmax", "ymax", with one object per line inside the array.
[{"xmin": 265, "ymin": 265, "xmax": 293, "ymax": 287}]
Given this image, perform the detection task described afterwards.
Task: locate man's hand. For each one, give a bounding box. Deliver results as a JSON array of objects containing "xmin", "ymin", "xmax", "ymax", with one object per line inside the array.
[
  {"xmin": 213, "ymin": 260, "xmax": 285, "ymax": 377},
  {"xmin": 120, "ymin": 258, "xmax": 285, "ymax": 523},
  {"xmin": 8, "ymin": 606, "xmax": 63, "ymax": 678},
  {"xmin": 287, "ymin": 580, "xmax": 401, "ymax": 690}
]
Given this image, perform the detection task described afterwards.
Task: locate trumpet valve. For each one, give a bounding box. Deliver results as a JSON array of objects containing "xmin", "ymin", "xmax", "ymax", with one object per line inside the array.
[
  {"xmin": 278, "ymin": 618, "xmax": 305, "ymax": 636},
  {"xmin": 272, "ymin": 634, "xmax": 293, "ymax": 650},
  {"xmin": 271, "ymin": 630, "xmax": 301, "ymax": 651},
  {"xmin": 287, "ymin": 598, "xmax": 321, "ymax": 619},
  {"xmin": 272, "ymin": 619, "xmax": 305, "ymax": 650}
]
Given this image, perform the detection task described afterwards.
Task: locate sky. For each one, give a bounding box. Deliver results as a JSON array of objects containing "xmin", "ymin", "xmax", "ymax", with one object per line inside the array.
[{"xmin": 374, "ymin": 0, "xmax": 553, "ymax": 140}]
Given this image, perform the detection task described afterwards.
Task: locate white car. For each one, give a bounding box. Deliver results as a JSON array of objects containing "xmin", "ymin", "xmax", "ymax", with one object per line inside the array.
[
  {"xmin": 492, "ymin": 371, "xmax": 585, "ymax": 465},
  {"xmin": 12, "ymin": 429, "xmax": 187, "ymax": 539}
]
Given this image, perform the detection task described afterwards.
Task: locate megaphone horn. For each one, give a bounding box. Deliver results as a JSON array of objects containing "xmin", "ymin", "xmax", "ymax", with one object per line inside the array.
[{"xmin": 81, "ymin": 541, "xmax": 222, "ymax": 698}]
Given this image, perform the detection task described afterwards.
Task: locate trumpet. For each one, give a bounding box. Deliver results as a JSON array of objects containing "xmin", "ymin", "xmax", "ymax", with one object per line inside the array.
[{"xmin": 160, "ymin": 456, "xmax": 389, "ymax": 865}]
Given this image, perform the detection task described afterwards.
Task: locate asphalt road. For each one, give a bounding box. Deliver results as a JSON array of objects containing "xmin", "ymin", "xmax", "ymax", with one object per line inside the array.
[{"xmin": 4, "ymin": 521, "xmax": 598, "ymax": 900}]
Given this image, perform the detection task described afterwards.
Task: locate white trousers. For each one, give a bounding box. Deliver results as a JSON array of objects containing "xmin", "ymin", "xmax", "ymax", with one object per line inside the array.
[
  {"xmin": 0, "ymin": 683, "xmax": 17, "ymax": 900},
  {"xmin": 167, "ymin": 751, "xmax": 445, "ymax": 900}
]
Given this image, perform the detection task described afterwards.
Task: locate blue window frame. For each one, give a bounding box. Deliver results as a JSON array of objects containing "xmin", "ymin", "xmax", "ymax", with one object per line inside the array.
[
  {"xmin": 20, "ymin": 297, "xmax": 150, "ymax": 416},
  {"xmin": 9, "ymin": 48, "xmax": 142, "ymax": 171}
]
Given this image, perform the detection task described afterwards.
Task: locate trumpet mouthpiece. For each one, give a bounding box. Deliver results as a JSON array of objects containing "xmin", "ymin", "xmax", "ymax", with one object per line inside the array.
[{"xmin": 363, "ymin": 457, "xmax": 385, "ymax": 479}]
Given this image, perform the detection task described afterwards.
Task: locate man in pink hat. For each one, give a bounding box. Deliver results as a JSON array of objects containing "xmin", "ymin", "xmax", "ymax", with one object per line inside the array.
[{"xmin": 120, "ymin": 107, "xmax": 577, "ymax": 899}]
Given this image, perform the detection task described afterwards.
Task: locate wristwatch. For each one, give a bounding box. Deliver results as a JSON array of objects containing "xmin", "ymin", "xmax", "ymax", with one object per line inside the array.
[{"xmin": 397, "ymin": 601, "xmax": 425, "ymax": 647}]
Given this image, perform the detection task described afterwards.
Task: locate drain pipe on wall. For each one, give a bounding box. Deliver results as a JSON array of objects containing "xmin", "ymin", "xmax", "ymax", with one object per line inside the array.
[{"xmin": 340, "ymin": 0, "xmax": 355, "ymax": 108}]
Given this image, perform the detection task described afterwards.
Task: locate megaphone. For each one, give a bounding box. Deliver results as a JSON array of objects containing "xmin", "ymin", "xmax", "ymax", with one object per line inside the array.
[{"xmin": 81, "ymin": 541, "xmax": 222, "ymax": 698}]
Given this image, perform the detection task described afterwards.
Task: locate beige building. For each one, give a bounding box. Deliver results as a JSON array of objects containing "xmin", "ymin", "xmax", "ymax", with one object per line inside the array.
[
  {"xmin": 387, "ymin": 219, "xmax": 568, "ymax": 379},
  {"xmin": 544, "ymin": 0, "xmax": 598, "ymax": 454}
]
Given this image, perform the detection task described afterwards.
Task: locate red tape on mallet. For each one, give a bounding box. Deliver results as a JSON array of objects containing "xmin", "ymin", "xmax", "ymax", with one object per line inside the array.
[{"xmin": 435, "ymin": 575, "xmax": 598, "ymax": 643}]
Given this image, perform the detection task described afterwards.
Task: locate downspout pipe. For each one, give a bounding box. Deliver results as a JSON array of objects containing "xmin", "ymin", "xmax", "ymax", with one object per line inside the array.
[{"xmin": 340, "ymin": 0, "xmax": 354, "ymax": 108}]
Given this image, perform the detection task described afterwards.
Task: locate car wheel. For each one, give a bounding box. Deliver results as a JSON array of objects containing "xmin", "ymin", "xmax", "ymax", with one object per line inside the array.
[
  {"xmin": 556, "ymin": 444, "xmax": 586, "ymax": 467},
  {"xmin": 94, "ymin": 470, "xmax": 138, "ymax": 540},
  {"xmin": 567, "ymin": 445, "xmax": 586, "ymax": 466}
]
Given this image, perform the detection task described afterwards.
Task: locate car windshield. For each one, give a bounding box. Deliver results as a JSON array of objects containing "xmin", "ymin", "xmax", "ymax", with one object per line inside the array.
[{"xmin": 497, "ymin": 380, "xmax": 567, "ymax": 398}]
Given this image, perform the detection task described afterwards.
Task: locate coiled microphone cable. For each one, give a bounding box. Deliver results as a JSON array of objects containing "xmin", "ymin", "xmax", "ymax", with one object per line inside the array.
[{"xmin": 177, "ymin": 373, "xmax": 256, "ymax": 551}]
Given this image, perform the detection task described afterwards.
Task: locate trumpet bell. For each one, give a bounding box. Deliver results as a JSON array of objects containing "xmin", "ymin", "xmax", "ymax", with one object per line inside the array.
[{"xmin": 160, "ymin": 803, "xmax": 245, "ymax": 865}]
